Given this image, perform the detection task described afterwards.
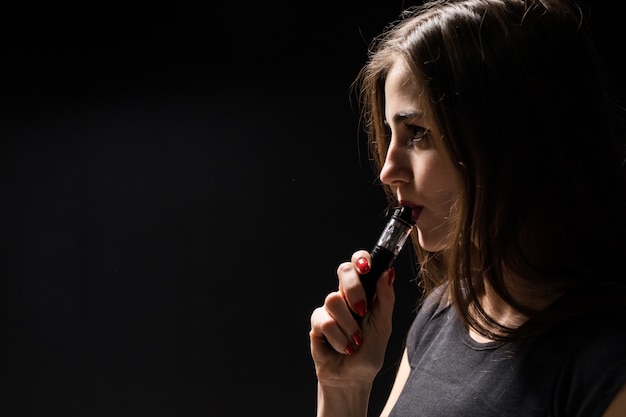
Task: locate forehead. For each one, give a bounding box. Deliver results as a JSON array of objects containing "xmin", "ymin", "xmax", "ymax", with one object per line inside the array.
[{"xmin": 384, "ymin": 59, "xmax": 428, "ymax": 118}]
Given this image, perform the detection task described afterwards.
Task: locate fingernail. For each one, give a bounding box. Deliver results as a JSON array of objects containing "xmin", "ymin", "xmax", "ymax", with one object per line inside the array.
[
  {"xmin": 356, "ymin": 257, "xmax": 370, "ymax": 274},
  {"xmin": 351, "ymin": 331, "xmax": 363, "ymax": 346},
  {"xmin": 344, "ymin": 344, "xmax": 355, "ymax": 355},
  {"xmin": 354, "ymin": 300, "xmax": 368, "ymax": 317},
  {"xmin": 388, "ymin": 267, "xmax": 396, "ymax": 286}
]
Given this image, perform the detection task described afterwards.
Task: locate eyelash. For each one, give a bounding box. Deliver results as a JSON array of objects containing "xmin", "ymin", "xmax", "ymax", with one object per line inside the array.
[
  {"xmin": 382, "ymin": 123, "xmax": 430, "ymax": 149},
  {"xmin": 408, "ymin": 125, "xmax": 429, "ymax": 143}
]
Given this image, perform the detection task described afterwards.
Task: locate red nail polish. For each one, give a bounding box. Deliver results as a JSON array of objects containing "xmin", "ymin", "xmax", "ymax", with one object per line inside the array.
[
  {"xmin": 356, "ymin": 257, "xmax": 370, "ymax": 274},
  {"xmin": 351, "ymin": 331, "xmax": 363, "ymax": 346},
  {"xmin": 344, "ymin": 344, "xmax": 355, "ymax": 355},
  {"xmin": 388, "ymin": 267, "xmax": 396, "ymax": 286},
  {"xmin": 354, "ymin": 300, "xmax": 368, "ymax": 317}
]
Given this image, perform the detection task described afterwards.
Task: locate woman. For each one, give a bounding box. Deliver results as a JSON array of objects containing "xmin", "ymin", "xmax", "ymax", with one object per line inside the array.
[{"xmin": 309, "ymin": 0, "xmax": 626, "ymax": 415}]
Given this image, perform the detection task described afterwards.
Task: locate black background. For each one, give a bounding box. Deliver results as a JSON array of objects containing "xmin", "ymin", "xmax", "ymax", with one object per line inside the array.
[{"xmin": 2, "ymin": 2, "xmax": 624, "ymax": 416}]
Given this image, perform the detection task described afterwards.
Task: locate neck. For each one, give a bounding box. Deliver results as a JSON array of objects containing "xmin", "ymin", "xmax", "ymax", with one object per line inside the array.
[{"xmin": 467, "ymin": 277, "xmax": 560, "ymax": 343}]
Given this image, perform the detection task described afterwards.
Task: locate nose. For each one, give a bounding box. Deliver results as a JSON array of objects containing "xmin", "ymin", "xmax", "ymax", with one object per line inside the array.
[{"xmin": 379, "ymin": 139, "xmax": 413, "ymax": 186}]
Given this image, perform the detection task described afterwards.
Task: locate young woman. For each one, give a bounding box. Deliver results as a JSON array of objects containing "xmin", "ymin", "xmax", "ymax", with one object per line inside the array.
[{"xmin": 309, "ymin": 0, "xmax": 626, "ymax": 416}]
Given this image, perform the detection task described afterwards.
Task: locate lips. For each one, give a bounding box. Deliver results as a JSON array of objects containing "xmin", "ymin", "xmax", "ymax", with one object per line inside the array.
[
  {"xmin": 411, "ymin": 206, "xmax": 423, "ymax": 220},
  {"xmin": 399, "ymin": 200, "xmax": 423, "ymax": 221}
]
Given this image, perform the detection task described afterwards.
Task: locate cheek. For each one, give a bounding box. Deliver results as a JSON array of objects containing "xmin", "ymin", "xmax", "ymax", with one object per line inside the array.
[
  {"xmin": 414, "ymin": 155, "xmax": 458, "ymax": 205},
  {"xmin": 411, "ymin": 153, "xmax": 459, "ymax": 252},
  {"xmin": 432, "ymin": 176, "xmax": 457, "ymax": 209}
]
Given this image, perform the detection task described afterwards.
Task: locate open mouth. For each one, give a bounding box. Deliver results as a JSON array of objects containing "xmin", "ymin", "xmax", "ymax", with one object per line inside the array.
[{"xmin": 400, "ymin": 200, "xmax": 423, "ymax": 221}]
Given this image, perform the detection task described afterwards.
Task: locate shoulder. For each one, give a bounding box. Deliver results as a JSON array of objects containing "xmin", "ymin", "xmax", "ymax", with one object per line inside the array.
[
  {"xmin": 417, "ymin": 283, "xmax": 450, "ymax": 316},
  {"xmin": 567, "ymin": 311, "xmax": 626, "ymax": 363},
  {"xmin": 572, "ymin": 314, "xmax": 626, "ymax": 380},
  {"xmin": 405, "ymin": 284, "xmax": 454, "ymax": 352},
  {"xmin": 549, "ymin": 311, "xmax": 626, "ymax": 415}
]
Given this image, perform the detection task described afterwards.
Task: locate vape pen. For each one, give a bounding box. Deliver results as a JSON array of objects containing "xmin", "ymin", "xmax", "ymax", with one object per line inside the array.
[{"xmin": 360, "ymin": 205, "xmax": 416, "ymax": 306}]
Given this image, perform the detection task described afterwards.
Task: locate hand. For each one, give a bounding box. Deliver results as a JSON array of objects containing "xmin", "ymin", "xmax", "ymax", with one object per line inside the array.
[{"xmin": 309, "ymin": 249, "xmax": 396, "ymax": 387}]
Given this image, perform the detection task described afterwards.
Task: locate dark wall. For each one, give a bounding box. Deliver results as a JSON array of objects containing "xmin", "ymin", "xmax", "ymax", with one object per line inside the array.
[
  {"xmin": 1, "ymin": 3, "xmax": 414, "ymax": 416},
  {"xmin": 2, "ymin": 2, "xmax": 624, "ymax": 417}
]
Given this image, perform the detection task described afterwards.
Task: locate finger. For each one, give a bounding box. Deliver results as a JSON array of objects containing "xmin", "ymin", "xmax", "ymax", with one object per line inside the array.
[
  {"xmin": 310, "ymin": 304, "xmax": 347, "ymax": 355},
  {"xmin": 337, "ymin": 261, "xmax": 368, "ymax": 317},
  {"xmin": 324, "ymin": 291, "xmax": 364, "ymax": 349},
  {"xmin": 311, "ymin": 292, "xmax": 362, "ymax": 355},
  {"xmin": 351, "ymin": 250, "xmax": 372, "ymax": 274}
]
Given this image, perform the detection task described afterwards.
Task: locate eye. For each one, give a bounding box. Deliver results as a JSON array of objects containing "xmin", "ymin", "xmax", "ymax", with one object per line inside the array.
[{"xmin": 407, "ymin": 124, "xmax": 429, "ymax": 143}]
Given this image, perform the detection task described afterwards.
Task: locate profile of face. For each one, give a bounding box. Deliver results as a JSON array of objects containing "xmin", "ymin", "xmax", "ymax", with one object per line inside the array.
[{"xmin": 380, "ymin": 58, "xmax": 459, "ymax": 252}]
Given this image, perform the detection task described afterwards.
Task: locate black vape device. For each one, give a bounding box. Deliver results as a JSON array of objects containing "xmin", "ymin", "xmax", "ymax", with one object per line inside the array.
[{"xmin": 360, "ymin": 205, "xmax": 416, "ymax": 306}]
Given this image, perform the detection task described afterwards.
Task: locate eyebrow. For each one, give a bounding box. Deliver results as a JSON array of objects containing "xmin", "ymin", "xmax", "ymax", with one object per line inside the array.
[{"xmin": 384, "ymin": 111, "xmax": 425, "ymax": 125}]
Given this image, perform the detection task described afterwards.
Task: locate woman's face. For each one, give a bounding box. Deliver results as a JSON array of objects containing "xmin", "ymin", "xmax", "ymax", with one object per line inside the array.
[{"xmin": 380, "ymin": 58, "xmax": 459, "ymax": 252}]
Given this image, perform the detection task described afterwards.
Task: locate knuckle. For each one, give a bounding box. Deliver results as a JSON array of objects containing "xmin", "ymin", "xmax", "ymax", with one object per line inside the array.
[
  {"xmin": 324, "ymin": 291, "xmax": 345, "ymax": 308},
  {"xmin": 351, "ymin": 250, "xmax": 370, "ymax": 263},
  {"xmin": 336, "ymin": 261, "xmax": 353, "ymax": 275}
]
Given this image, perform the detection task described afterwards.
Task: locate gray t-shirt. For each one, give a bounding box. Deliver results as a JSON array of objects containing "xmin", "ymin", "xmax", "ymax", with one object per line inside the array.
[{"xmin": 389, "ymin": 287, "xmax": 626, "ymax": 417}]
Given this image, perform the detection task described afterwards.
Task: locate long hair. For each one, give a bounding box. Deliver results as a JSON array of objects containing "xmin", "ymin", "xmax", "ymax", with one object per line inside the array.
[{"xmin": 352, "ymin": 0, "xmax": 626, "ymax": 341}]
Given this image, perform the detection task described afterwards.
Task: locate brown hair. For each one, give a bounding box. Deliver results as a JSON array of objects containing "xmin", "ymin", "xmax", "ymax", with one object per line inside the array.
[{"xmin": 352, "ymin": 0, "xmax": 626, "ymax": 341}]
